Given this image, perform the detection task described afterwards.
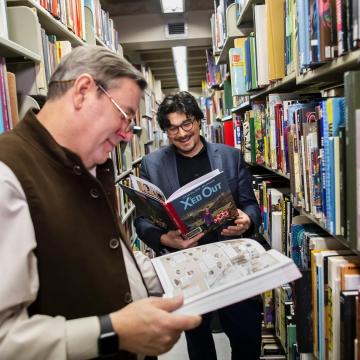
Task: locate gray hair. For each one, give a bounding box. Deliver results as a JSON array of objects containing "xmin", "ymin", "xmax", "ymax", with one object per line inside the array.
[{"xmin": 47, "ymin": 45, "xmax": 147, "ymax": 100}]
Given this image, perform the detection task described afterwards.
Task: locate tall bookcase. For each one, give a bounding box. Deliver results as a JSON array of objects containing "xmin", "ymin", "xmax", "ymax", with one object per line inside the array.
[
  {"xmin": 206, "ymin": 0, "xmax": 360, "ymax": 359},
  {"xmin": 0, "ymin": 0, "xmax": 165, "ymax": 249},
  {"xmin": 114, "ymin": 65, "xmax": 166, "ymax": 250}
]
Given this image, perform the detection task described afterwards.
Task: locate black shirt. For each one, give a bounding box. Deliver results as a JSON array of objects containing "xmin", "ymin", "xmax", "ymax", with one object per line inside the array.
[
  {"xmin": 175, "ymin": 139, "xmax": 211, "ymax": 187},
  {"xmin": 175, "ymin": 139, "xmax": 218, "ymax": 244}
]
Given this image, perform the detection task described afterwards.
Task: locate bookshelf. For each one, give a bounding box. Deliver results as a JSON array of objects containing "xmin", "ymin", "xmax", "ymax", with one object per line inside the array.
[
  {"xmin": 121, "ymin": 204, "xmax": 136, "ymax": 224},
  {"xmin": 246, "ymin": 162, "xmax": 290, "ymax": 180},
  {"xmin": 249, "ymin": 73, "xmax": 297, "ymax": 100},
  {"xmin": 206, "ymin": 0, "xmax": 360, "ymax": 358},
  {"xmin": 236, "ymin": 0, "xmax": 264, "ymax": 28},
  {"xmin": 115, "ymin": 168, "xmax": 132, "ymax": 183},
  {"xmin": 131, "ymin": 156, "xmax": 143, "ymax": 166},
  {"xmin": 112, "ymin": 63, "xmax": 166, "ymax": 234},
  {"xmin": 231, "ymin": 101, "xmax": 250, "ymax": 112},
  {"xmin": 1, "ymin": 0, "xmax": 166, "ymax": 248},
  {"xmin": 296, "ymin": 48, "xmax": 360, "ymax": 85},
  {"xmin": 0, "ymin": 35, "xmax": 41, "ymax": 61},
  {"xmin": 215, "ymin": 3, "xmax": 249, "ymax": 65},
  {"xmin": 7, "ymin": 0, "xmax": 85, "ymax": 46},
  {"xmin": 95, "ymin": 35, "xmax": 106, "ymax": 47},
  {"xmin": 221, "ymin": 114, "xmax": 233, "ymax": 121}
]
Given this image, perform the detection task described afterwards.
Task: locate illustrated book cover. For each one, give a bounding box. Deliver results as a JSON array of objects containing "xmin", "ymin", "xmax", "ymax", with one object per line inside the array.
[{"xmin": 119, "ymin": 169, "xmax": 238, "ymax": 239}]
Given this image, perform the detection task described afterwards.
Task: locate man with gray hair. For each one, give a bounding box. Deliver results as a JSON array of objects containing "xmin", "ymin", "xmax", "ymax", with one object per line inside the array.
[{"xmin": 0, "ymin": 46, "xmax": 200, "ymax": 359}]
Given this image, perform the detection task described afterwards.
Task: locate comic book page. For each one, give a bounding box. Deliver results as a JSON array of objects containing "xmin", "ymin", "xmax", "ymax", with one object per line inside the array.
[
  {"xmin": 130, "ymin": 174, "xmax": 166, "ymax": 202},
  {"xmin": 152, "ymin": 238, "xmax": 302, "ymax": 314}
]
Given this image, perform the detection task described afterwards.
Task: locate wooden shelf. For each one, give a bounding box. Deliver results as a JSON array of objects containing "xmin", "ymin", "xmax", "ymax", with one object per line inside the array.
[
  {"xmin": 0, "ymin": 35, "xmax": 41, "ymax": 61},
  {"xmin": 121, "ymin": 205, "xmax": 135, "ymax": 224},
  {"xmin": 249, "ymin": 73, "xmax": 296, "ymax": 99},
  {"xmin": 296, "ymin": 48, "xmax": 360, "ymax": 85},
  {"xmin": 7, "ymin": 0, "xmax": 85, "ymax": 46},
  {"xmin": 236, "ymin": 0, "xmax": 264, "ymax": 28}
]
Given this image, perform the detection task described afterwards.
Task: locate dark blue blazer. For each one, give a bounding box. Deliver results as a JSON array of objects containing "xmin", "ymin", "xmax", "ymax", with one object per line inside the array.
[{"xmin": 134, "ymin": 140, "xmax": 261, "ymax": 254}]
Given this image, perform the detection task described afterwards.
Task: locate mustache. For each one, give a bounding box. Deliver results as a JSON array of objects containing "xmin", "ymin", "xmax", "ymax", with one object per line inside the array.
[{"xmin": 176, "ymin": 134, "xmax": 191, "ymax": 141}]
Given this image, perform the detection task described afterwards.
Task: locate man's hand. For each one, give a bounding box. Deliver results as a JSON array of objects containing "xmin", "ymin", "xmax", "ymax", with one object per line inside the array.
[
  {"xmin": 110, "ymin": 296, "xmax": 201, "ymax": 356},
  {"xmin": 160, "ymin": 230, "xmax": 204, "ymax": 249},
  {"xmin": 221, "ymin": 209, "xmax": 251, "ymax": 237}
]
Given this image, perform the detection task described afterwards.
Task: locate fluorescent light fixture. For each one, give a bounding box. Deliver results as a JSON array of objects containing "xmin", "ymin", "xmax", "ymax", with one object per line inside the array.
[
  {"xmin": 172, "ymin": 46, "xmax": 188, "ymax": 91},
  {"xmin": 160, "ymin": 0, "xmax": 184, "ymax": 13}
]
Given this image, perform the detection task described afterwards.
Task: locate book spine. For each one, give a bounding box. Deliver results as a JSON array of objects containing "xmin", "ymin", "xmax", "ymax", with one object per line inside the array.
[
  {"xmin": 0, "ymin": 58, "xmax": 10, "ymax": 132},
  {"xmin": 340, "ymin": 291, "xmax": 357, "ymax": 360},
  {"xmin": 345, "ymin": 71, "xmax": 360, "ymax": 249},
  {"xmin": 164, "ymin": 202, "xmax": 188, "ymax": 236}
]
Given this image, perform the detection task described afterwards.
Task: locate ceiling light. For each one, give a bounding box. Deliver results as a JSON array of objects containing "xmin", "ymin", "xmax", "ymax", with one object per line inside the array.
[
  {"xmin": 172, "ymin": 46, "xmax": 188, "ymax": 91},
  {"xmin": 160, "ymin": 0, "xmax": 184, "ymax": 13}
]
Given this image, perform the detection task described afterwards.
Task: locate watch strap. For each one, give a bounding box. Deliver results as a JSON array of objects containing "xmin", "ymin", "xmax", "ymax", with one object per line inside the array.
[
  {"xmin": 98, "ymin": 314, "xmax": 119, "ymax": 356},
  {"xmin": 99, "ymin": 314, "xmax": 114, "ymax": 334}
]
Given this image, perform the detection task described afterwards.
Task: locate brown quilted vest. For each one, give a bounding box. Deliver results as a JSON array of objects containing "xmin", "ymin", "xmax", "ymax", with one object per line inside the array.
[{"xmin": 0, "ymin": 110, "xmax": 149, "ymax": 359}]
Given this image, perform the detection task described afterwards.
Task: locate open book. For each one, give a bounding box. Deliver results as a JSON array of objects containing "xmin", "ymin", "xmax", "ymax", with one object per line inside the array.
[
  {"xmin": 120, "ymin": 169, "xmax": 238, "ymax": 239},
  {"xmin": 151, "ymin": 238, "xmax": 302, "ymax": 315}
]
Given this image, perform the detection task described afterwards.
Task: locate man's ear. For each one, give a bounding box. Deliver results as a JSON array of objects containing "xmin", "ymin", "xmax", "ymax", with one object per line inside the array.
[{"xmin": 72, "ymin": 74, "xmax": 96, "ymax": 110}]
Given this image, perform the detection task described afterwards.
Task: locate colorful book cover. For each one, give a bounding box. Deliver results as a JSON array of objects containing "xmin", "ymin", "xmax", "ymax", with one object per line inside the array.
[
  {"xmin": 309, "ymin": 0, "xmax": 320, "ymax": 63},
  {"xmin": 229, "ymin": 41, "xmax": 247, "ymax": 95},
  {"xmin": 244, "ymin": 37, "xmax": 252, "ymax": 91},
  {"xmin": 120, "ymin": 170, "xmax": 238, "ymax": 239},
  {"xmin": 243, "ymin": 112, "xmax": 252, "ymax": 163},
  {"xmin": 253, "ymin": 103, "xmax": 265, "ymax": 165},
  {"xmin": 249, "ymin": 110, "xmax": 256, "ymax": 164},
  {"xmin": 249, "ymin": 33, "xmax": 258, "ymax": 89},
  {"xmin": 318, "ymin": 0, "xmax": 334, "ymax": 61},
  {"xmin": 291, "ymin": 223, "xmax": 321, "ymax": 269},
  {"xmin": 297, "ymin": 0, "xmax": 310, "ymax": 72},
  {"xmin": 321, "ymin": 101, "xmax": 331, "ymax": 231}
]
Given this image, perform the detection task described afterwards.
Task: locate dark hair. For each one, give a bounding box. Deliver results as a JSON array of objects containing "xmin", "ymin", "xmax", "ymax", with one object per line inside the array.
[{"xmin": 157, "ymin": 91, "xmax": 204, "ymax": 131}]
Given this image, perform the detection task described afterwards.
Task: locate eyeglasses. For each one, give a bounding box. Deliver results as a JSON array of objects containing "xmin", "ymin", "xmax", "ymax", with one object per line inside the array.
[
  {"xmin": 49, "ymin": 78, "xmax": 134, "ymax": 133},
  {"xmin": 96, "ymin": 82, "xmax": 134, "ymax": 133},
  {"xmin": 166, "ymin": 118, "xmax": 196, "ymax": 135}
]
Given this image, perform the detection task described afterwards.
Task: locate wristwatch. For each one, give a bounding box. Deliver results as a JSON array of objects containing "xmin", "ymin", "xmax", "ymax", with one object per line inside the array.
[{"xmin": 98, "ymin": 314, "xmax": 119, "ymax": 356}]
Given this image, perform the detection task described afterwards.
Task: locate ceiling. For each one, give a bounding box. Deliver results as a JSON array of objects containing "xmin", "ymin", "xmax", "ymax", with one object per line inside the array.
[
  {"xmin": 102, "ymin": 0, "xmax": 214, "ymax": 91},
  {"xmin": 102, "ymin": 0, "xmax": 214, "ymax": 16},
  {"xmin": 133, "ymin": 46, "xmax": 209, "ymax": 90}
]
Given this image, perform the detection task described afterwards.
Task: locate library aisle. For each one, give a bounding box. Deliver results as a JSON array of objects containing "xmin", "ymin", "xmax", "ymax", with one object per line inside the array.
[
  {"xmin": 1, "ymin": 0, "xmax": 360, "ymax": 359},
  {"xmin": 160, "ymin": 333, "xmax": 231, "ymax": 360}
]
